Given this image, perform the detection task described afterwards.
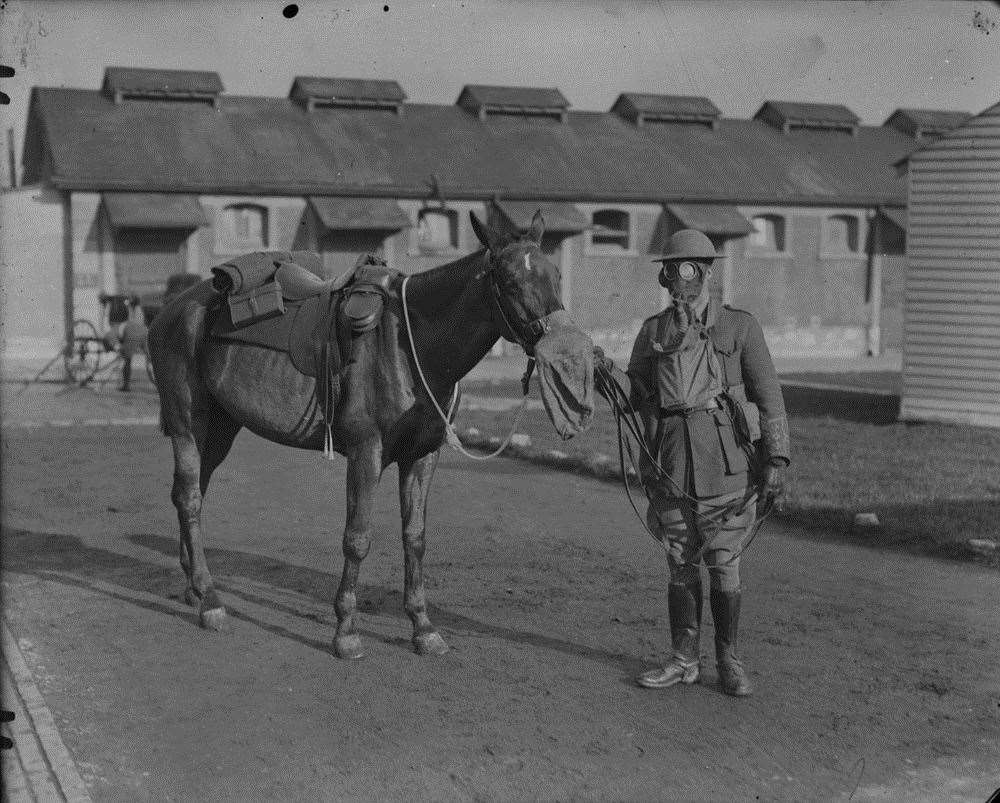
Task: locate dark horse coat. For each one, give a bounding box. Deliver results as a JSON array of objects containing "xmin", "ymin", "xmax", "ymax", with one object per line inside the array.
[{"xmin": 147, "ymin": 205, "xmax": 594, "ymax": 659}]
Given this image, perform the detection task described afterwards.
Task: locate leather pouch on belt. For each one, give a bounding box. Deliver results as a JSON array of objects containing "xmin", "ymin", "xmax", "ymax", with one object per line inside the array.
[
  {"xmin": 227, "ymin": 281, "xmax": 285, "ymax": 327},
  {"xmin": 714, "ymin": 411, "xmax": 747, "ymax": 475}
]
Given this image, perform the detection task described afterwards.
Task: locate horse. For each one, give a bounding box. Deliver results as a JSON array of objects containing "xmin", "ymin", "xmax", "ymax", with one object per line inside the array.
[{"xmin": 147, "ymin": 204, "xmax": 595, "ymax": 659}]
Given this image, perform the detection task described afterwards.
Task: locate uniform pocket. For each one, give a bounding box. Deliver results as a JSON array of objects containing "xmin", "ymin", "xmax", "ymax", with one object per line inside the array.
[
  {"xmin": 711, "ymin": 337, "xmax": 741, "ymax": 387},
  {"xmin": 714, "ymin": 412, "xmax": 748, "ymax": 475}
]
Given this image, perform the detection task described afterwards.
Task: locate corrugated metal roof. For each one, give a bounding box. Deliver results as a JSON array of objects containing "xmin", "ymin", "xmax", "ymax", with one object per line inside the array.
[
  {"xmin": 308, "ymin": 196, "xmax": 411, "ymax": 230},
  {"xmin": 496, "ymin": 201, "xmax": 588, "ymax": 232},
  {"xmin": 102, "ymin": 67, "xmax": 223, "ymax": 97},
  {"xmin": 102, "ymin": 192, "xmax": 208, "ymax": 228},
  {"xmin": 290, "ymin": 77, "xmax": 406, "ymax": 105},
  {"xmin": 24, "ymin": 84, "xmax": 914, "ymax": 205},
  {"xmin": 665, "ymin": 203, "xmax": 754, "ymax": 235}
]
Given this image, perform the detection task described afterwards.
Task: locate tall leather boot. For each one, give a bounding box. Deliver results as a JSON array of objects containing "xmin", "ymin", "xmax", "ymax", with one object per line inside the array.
[
  {"xmin": 710, "ymin": 587, "xmax": 752, "ymax": 697},
  {"xmin": 636, "ymin": 581, "xmax": 702, "ymax": 689}
]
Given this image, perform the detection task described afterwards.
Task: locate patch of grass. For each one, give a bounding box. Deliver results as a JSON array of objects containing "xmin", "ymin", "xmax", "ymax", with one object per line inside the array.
[{"xmin": 455, "ymin": 386, "xmax": 1000, "ymax": 566}]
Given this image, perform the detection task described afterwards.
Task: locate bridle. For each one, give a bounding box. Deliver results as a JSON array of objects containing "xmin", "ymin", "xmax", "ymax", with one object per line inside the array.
[
  {"xmin": 482, "ymin": 245, "xmax": 559, "ymax": 357},
  {"xmin": 398, "ymin": 245, "xmax": 560, "ymax": 461}
]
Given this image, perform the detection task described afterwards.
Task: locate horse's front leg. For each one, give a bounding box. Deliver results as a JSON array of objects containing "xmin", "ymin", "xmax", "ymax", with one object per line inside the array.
[
  {"xmin": 399, "ymin": 449, "xmax": 448, "ymax": 656},
  {"xmin": 333, "ymin": 441, "xmax": 381, "ymax": 659}
]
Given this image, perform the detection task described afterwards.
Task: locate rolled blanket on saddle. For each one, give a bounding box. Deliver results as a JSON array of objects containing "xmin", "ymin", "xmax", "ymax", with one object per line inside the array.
[{"xmin": 210, "ymin": 250, "xmax": 327, "ymax": 295}]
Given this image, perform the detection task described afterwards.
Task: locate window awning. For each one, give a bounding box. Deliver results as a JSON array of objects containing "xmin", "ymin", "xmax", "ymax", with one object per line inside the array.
[
  {"xmin": 103, "ymin": 193, "xmax": 207, "ymax": 229},
  {"xmin": 879, "ymin": 207, "xmax": 907, "ymax": 231},
  {"xmin": 309, "ymin": 197, "xmax": 412, "ymax": 231},
  {"xmin": 497, "ymin": 201, "xmax": 588, "ymax": 233},
  {"xmin": 665, "ymin": 203, "xmax": 755, "ymax": 236}
]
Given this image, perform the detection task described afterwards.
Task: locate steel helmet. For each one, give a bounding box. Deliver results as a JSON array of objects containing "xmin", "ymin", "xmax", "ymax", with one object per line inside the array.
[{"xmin": 652, "ymin": 229, "xmax": 725, "ymax": 263}]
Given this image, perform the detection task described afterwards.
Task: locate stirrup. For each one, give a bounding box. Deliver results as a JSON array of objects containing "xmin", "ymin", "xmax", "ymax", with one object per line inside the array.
[{"xmin": 636, "ymin": 655, "xmax": 699, "ymax": 689}]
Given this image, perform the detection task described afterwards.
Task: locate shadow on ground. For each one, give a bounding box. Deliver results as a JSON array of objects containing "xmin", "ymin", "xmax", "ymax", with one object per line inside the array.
[
  {"xmin": 780, "ymin": 386, "xmax": 900, "ymax": 425},
  {"xmin": 1, "ymin": 527, "xmax": 648, "ymax": 675}
]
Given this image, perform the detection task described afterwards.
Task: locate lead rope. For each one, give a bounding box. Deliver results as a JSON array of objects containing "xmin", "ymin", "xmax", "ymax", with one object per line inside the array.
[
  {"xmin": 400, "ymin": 275, "xmax": 530, "ymax": 461},
  {"xmin": 595, "ymin": 362, "xmax": 769, "ymax": 566}
]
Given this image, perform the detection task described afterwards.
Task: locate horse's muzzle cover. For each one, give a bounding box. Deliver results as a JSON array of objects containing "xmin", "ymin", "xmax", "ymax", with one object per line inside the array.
[{"xmin": 532, "ymin": 310, "xmax": 595, "ymax": 440}]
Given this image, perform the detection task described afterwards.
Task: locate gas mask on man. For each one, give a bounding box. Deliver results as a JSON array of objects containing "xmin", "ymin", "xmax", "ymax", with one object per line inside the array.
[{"xmin": 658, "ymin": 259, "xmax": 713, "ymax": 305}]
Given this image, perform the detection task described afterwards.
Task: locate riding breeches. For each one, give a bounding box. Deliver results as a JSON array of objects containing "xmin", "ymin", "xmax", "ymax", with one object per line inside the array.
[{"xmin": 646, "ymin": 488, "xmax": 756, "ymax": 591}]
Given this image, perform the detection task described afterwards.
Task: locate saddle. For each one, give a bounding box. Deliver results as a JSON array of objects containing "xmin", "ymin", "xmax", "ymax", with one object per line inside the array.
[{"xmin": 209, "ymin": 252, "xmax": 400, "ymax": 406}]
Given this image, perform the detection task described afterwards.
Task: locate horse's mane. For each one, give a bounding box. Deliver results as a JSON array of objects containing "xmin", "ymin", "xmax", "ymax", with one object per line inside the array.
[{"xmin": 406, "ymin": 248, "xmax": 487, "ymax": 312}]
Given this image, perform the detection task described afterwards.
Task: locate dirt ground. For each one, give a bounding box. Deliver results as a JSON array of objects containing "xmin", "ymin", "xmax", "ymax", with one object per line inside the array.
[{"xmin": 2, "ymin": 421, "xmax": 999, "ymax": 802}]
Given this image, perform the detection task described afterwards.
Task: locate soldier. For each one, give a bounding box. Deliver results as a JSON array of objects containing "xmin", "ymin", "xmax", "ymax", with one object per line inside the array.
[
  {"xmin": 118, "ymin": 298, "xmax": 148, "ymax": 392},
  {"xmin": 623, "ymin": 229, "xmax": 790, "ymax": 697}
]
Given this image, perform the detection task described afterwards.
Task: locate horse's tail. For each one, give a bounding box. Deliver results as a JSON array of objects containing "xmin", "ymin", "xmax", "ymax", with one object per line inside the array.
[{"xmin": 147, "ymin": 279, "xmax": 219, "ymax": 438}]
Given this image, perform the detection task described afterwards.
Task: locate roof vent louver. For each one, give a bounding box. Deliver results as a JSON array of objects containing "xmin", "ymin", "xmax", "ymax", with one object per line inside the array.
[
  {"xmin": 102, "ymin": 67, "xmax": 223, "ymax": 107},
  {"xmin": 755, "ymin": 101, "xmax": 859, "ymax": 136},
  {"xmin": 289, "ymin": 77, "xmax": 406, "ymax": 113},
  {"xmin": 611, "ymin": 93, "xmax": 721, "ymax": 128},
  {"xmin": 457, "ymin": 85, "xmax": 570, "ymax": 122},
  {"xmin": 882, "ymin": 108, "xmax": 972, "ymax": 141}
]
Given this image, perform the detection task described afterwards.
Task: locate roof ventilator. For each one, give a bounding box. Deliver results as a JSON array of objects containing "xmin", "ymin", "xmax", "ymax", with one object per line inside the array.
[
  {"xmin": 457, "ymin": 85, "xmax": 570, "ymax": 122},
  {"xmin": 289, "ymin": 77, "xmax": 407, "ymax": 114},
  {"xmin": 102, "ymin": 67, "xmax": 223, "ymax": 108},
  {"xmin": 610, "ymin": 93, "xmax": 721, "ymax": 129},
  {"xmin": 755, "ymin": 101, "xmax": 859, "ymax": 136}
]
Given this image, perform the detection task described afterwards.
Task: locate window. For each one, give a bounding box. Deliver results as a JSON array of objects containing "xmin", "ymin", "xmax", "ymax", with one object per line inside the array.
[
  {"xmin": 417, "ymin": 208, "xmax": 459, "ymax": 253},
  {"xmin": 217, "ymin": 204, "xmax": 268, "ymax": 253},
  {"xmin": 824, "ymin": 214, "xmax": 860, "ymax": 254},
  {"xmin": 590, "ymin": 209, "xmax": 631, "ymax": 252},
  {"xmin": 748, "ymin": 215, "xmax": 786, "ymax": 252}
]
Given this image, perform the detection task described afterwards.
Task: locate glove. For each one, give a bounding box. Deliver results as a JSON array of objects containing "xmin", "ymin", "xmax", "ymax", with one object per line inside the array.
[{"xmin": 758, "ymin": 460, "xmax": 786, "ymax": 514}]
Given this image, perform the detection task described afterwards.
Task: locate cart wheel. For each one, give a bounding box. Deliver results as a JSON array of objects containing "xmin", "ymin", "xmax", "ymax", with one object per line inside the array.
[{"xmin": 64, "ymin": 319, "xmax": 103, "ymax": 383}]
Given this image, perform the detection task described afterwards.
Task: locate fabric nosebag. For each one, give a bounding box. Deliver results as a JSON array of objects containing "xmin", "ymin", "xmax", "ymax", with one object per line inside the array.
[{"xmin": 531, "ymin": 310, "xmax": 596, "ymax": 440}]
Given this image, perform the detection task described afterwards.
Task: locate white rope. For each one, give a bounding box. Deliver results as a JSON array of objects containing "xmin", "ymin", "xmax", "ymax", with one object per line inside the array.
[{"xmin": 400, "ymin": 275, "xmax": 528, "ymax": 461}]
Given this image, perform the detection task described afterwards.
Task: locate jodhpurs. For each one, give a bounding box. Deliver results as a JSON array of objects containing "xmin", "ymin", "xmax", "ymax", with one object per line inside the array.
[{"xmin": 646, "ymin": 488, "xmax": 756, "ymax": 592}]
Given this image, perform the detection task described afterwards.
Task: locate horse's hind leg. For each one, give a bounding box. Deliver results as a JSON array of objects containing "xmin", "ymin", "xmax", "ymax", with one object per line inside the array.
[
  {"xmin": 177, "ymin": 405, "xmax": 240, "ymax": 608},
  {"xmin": 333, "ymin": 442, "xmax": 381, "ymax": 659},
  {"xmin": 399, "ymin": 450, "xmax": 448, "ymax": 656},
  {"xmin": 171, "ymin": 420, "xmax": 232, "ymax": 631}
]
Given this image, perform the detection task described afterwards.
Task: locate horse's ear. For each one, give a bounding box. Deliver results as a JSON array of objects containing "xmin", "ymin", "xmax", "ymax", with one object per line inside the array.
[
  {"xmin": 469, "ymin": 211, "xmax": 499, "ymax": 252},
  {"xmin": 527, "ymin": 211, "xmax": 545, "ymax": 244}
]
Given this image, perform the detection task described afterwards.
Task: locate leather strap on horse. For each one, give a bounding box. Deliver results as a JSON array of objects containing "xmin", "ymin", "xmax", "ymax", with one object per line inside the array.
[{"xmin": 400, "ymin": 274, "xmax": 530, "ymax": 461}]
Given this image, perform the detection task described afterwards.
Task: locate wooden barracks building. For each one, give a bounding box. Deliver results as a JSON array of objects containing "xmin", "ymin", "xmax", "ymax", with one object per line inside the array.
[{"xmin": 1, "ymin": 67, "xmax": 971, "ymax": 361}]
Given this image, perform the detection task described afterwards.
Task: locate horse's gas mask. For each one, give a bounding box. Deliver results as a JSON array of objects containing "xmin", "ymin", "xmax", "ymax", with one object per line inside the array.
[{"xmin": 658, "ymin": 259, "xmax": 713, "ymax": 305}]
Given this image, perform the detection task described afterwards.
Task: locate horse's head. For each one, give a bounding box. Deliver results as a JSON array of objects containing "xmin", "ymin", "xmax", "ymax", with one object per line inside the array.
[{"xmin": 469, "ymin": 204, "xmax": 595, "ymax": 439}]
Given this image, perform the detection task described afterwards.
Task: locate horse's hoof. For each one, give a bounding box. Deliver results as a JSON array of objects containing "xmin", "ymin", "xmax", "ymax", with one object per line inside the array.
[
  {"xmin": 183, "ymin": 588, "xmax": 199, "ymax": 607},
  {"xmin": 413, "ymin": 631, "xmax": 449, "ymax": 656},
  {"xmin": 199, "ymin": 606, "xmax": 227, "ymax": 631},
  {"xmin": 334, "ymin": 635, "xmax": 365, "ymax": 660}
]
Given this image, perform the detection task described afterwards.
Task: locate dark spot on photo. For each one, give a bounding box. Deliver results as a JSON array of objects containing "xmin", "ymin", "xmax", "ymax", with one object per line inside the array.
[{"xmin": 283, "ymin": 4, "xmax": 299, "ymax": 19}]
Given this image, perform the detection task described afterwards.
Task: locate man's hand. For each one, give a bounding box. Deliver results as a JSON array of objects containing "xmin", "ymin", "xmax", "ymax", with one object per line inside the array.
[
  {"xmin": 593, "ymin": 346, "xmax": 615, "ymax": 374},
  {"xmin": 758, "ymin": 460, "xmax": 786, "ymax": 514}
]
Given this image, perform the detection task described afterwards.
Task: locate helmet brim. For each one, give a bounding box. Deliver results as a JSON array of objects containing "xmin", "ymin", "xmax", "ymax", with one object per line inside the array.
[{"xmin": 651, "ymin": 254, "xmax": 727, "ymax": 263}]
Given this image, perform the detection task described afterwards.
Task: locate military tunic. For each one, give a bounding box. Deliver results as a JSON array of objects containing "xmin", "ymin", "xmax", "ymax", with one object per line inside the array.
[{"xmin": 627, "ymin": 298, "xmax": 790, "ymax": 499}]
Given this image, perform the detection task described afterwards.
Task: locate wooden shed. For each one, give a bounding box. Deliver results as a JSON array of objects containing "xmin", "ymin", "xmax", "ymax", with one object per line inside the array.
[{"xmin": 900, "ymin": 102, "xmax": 1000, "ymax": 426}]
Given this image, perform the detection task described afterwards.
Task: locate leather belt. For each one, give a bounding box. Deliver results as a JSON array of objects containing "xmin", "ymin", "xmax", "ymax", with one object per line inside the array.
[{"xmin": 657, "ymin": 400, "xmax": 719, "ymax": 418}]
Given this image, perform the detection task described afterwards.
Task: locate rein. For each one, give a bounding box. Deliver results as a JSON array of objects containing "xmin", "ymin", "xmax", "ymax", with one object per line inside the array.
[
  {"xmin": 594, "ymin": 362, "xmax": 774, "ymax": 568},
  {"xmin": 400, "ymin": 273, "xmax": 531, "ymax": 461}
]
